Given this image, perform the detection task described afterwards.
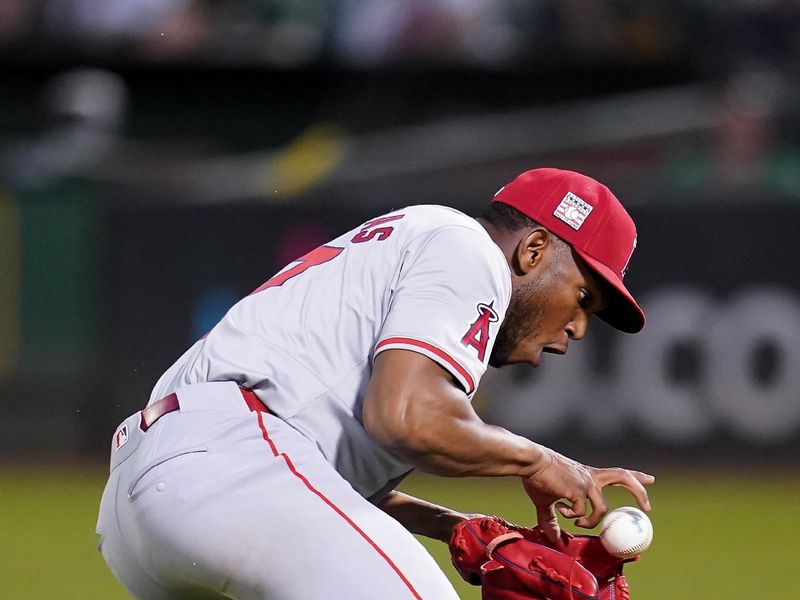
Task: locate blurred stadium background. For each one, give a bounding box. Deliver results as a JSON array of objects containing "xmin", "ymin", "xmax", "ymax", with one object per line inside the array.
[{"xmin": 1, "ymin": 1, "xmax": 800, "ymax": 598}]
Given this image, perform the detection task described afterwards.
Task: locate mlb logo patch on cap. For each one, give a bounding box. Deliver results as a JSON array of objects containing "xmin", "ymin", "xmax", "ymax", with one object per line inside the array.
[
  {"xmin": 115, "ymin": 425, "xmax": 129, "ymax": 450},
  {"xmin": 554, "ymin": 192, "xmax": 593, "ymax": 230}
]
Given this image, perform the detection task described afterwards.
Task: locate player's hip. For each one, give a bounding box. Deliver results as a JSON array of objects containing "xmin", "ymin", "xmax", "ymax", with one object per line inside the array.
[{"xmin": 106, "ymin": 382, "xmax": 258, "ymax": 467}]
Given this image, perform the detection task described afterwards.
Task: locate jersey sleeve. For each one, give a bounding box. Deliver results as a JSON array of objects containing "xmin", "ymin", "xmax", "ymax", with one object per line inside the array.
[{"xmin": 375, "ymin": 225, "xmax": 511, "ymax": 396}]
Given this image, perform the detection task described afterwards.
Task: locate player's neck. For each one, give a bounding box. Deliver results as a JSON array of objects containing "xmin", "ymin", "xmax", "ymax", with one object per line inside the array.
[{"xmin": 476, "ymin": 217, "xmax": 515, "ymax": 268}]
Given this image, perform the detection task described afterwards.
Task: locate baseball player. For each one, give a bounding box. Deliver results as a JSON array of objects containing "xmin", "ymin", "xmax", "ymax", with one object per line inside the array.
[{"xmin": 97, "ymin": 168, "xmax": 654, "ymax": 599}]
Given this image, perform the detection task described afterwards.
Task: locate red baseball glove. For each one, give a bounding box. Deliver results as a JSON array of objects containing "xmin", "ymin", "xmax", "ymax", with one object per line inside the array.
[{"xmin": 449, "ymin": 516, "xmax": 635, "ymax": 600}]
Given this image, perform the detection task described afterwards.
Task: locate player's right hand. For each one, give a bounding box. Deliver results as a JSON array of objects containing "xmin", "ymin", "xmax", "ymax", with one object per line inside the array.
[{"xmin": 521, "ymin": 449, "xmax": 654, "ymax": 543}]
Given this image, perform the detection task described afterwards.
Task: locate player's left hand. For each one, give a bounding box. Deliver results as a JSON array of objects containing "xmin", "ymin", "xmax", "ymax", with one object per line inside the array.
[
  {"xmin": 521, "ymin": 449, "xmax": 654, "ymax": 543},
  {"xmin": 449, "ymin": 516, "xmax": 636, "ymax": 600}
]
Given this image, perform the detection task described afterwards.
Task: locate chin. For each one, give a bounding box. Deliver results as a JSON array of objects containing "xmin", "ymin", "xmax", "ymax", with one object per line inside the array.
[
  {"xmin": 488, "ymin": 352, "xmax": 512, "ymax": 368},
  {"xmin": 489, "ymin": 354, "xmax": 529, "ymax": 369}
]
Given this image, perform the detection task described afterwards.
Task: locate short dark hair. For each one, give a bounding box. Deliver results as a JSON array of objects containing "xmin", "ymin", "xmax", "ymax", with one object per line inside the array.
[
  {"xmin": 480, "ymin": 201, "xmax": 540, "ymax": 232},
  {"xmin": 481, "ymin": 201, "xmax": 572, "ymax": 261}
]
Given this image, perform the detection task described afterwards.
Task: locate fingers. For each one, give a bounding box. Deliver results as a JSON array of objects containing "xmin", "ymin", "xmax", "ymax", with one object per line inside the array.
[
  {"xmin": 555, "ymin": 495, "xmax": 586, "ymax": 519},
  {"xmin": 594, "ymin": 468, "xmax": 655, "ymax": 512},
  {"xmin": 536, "ymin": 502, "xmax": 561, "ymax": 544},
  {"xmin": 635, "ymin": 471, "xmax": 656, "ymax": 485},
  {"xmin": 574, "ymin": 485, "xmax": 608, "ymax": 529},
  {"xmin": 615, "ymin": 470, "xmax": 656, "ymax": 490},
  {"xmin": 568, "ymin": 468, "xmax": 654, "ymax": 530},
  {"xmin": 524, "ymin": 459, "xmax": 655, "ymax": 536}
]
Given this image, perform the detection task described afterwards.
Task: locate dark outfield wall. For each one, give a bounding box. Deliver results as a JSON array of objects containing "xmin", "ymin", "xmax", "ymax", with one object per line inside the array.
[{"xmin": 101, "ymin": 197, "xmax": 800, "ymax": 465}]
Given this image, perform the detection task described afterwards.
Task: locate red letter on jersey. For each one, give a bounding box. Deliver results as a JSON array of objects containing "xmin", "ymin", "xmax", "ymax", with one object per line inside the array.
[
  {"xmin": 351, "ymin": 214, "xmax": 404, "ymax": 244},
  {"xmin": 461, "ymin": 302, "xmax": 499, "ymax": 362},
  {"xmin": 252, "ymin": 245, "xmax": 343, "ymax": 294}
]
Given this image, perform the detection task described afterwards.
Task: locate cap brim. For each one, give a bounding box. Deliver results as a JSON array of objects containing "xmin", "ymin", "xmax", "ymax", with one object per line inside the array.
[{"xmin": 575, "ymin": 249, "xmax": 646, "ymax": 334}]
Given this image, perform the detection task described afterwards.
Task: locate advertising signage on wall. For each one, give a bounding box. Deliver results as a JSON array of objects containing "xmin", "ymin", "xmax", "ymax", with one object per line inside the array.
[
  {"xmin": 483, "ymin": 203, "xmax": 800, "ymax": 456},
  {"xmin": 483, "ymin": 285, "xmax": 800, "ymax": 445}
]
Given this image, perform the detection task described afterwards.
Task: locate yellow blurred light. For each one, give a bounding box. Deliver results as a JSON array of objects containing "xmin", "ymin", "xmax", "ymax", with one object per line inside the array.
[{"xmin": 269, "ymin": 123, "xmax": 348, "ymax": 198}]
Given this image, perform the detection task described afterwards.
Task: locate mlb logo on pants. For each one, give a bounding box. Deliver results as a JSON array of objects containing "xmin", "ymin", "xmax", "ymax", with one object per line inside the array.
[{"xmin": 115, "ymin": 425, "xmax": 129, "ymax": 450}]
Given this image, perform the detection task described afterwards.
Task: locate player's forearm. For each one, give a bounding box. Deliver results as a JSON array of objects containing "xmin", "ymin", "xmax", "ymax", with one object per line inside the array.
[
  {"xmin": 364, "ymin": 352, "xmax": 551, "ymax": 478},
  {"xmin": 379, "ymin": 408, "xmax": 551, "ymax": 479},
  {"xmin": 377, "ymin": 491, "xmax": 474, "ymax": 543}
]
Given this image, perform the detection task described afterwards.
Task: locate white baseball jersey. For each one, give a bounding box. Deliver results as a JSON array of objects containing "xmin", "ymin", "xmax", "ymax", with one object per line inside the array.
[{"xmin": 150, "ymin": 205, "xmax": 511, "ymax": 500}]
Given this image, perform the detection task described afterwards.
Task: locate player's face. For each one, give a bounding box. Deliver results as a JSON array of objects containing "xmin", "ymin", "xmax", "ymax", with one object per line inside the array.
[{"xmin": 489, "ymin": 248, "xmax": 607, "ymax": 368}]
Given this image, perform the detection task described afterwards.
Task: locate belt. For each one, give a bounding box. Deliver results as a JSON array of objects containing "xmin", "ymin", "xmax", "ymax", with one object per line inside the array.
[{"xmin": 139, "ymin": 387, "xmax": 268, "ymax": 432}]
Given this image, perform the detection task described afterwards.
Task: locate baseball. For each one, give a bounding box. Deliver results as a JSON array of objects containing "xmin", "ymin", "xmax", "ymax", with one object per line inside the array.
[{"xmin": 599, "ymin": 507, "xmax": 653, "ymax": 559}]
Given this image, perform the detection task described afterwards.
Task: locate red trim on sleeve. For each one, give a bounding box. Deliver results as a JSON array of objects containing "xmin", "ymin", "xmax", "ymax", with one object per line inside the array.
[
  {"xmin": 251, "ymin": 410, "xmax": 423, "ymax": 600},
  {"xmin": 375, "ymin": 336, "xmax": 476, "ymax": 395}
]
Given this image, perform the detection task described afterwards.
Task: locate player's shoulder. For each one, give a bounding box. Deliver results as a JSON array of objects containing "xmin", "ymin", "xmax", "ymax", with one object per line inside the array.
[
  {"xmin": 353, "ymin": 205, "xmax": 507, "ymax": 278},
  {"xmin": 399, "ymin": 205, "xmax": 510, "ymax": 277},
  {"xmin": 393, "ymin": 205, "xmax": 490, "ymax": 242},
  {"xmin": 399, "ymin": 204, "xmax": 478, "ymax": 226}
]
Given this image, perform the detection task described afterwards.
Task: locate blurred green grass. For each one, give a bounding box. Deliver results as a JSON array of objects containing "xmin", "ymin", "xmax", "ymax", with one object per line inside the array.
[{"xmin": 2, "ymin": 466, "xmax": 798, "ymax": 599}]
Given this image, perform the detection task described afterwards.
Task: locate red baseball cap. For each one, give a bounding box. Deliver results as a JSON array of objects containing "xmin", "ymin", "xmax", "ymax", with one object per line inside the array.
[{"xmin": 493, "ymin": 168, "xmax": 645, "ymax": 333}]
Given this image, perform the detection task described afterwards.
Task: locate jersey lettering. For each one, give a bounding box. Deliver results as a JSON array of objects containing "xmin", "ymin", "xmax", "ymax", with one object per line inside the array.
[
  {"xmin": 252, "ymin": 245, "xmax": 344, "ymax": 294},
  {"xmin": 351, "ymin": 214, "xmax": 404, "ymax": 244},
  {"xmin": 461, "ymin": 302, "xmax": 499, "ymax": 362}
]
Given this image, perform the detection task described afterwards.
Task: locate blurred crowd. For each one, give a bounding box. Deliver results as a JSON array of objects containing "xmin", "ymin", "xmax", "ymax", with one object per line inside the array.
[
  {"xmin": 2, "ymin": 0, "xmax": 800, "ymax": 198},
  {"xmin": 0, "ymin": 0, "xmax": 797, "ymax": 72}
]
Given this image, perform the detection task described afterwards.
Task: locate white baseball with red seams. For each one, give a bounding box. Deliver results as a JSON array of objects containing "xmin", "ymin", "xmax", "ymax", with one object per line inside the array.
[
  {"xmin": 96, "ymin": 205, "xmax": 512, "ymax": 599},
  {"xmin": 599, "ymin": 506, "xmax": 654, "ymax": 559}
]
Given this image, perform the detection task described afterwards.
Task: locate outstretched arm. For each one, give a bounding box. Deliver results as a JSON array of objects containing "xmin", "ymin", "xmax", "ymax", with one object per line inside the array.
[
  {"xmin": 377, "ymin": 490, "xmax": 476, "ymax": 543},
  {"xmin": 363, "ymin": 349, "xmax": 654, "ymax": 541}
]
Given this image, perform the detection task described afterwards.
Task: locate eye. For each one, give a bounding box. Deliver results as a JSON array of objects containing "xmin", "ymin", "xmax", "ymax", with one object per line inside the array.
[{"xmin": 579, "ymin": 288, "xmax": 591, "ymax": 308}]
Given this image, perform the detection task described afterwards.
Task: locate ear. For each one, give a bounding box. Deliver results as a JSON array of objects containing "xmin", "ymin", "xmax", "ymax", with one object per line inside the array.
[{"xmin": 514, "ymin": 228, "xmax": 550, "ymax": 276}]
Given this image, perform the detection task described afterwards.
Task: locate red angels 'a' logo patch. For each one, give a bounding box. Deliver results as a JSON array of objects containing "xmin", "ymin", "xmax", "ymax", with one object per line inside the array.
[{"xmin": 461, "ymin": 302, "xmax": 499, "ymax": 362}]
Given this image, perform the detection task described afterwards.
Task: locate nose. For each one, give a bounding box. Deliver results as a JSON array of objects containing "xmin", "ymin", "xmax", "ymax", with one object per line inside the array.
[{"xmin": 565, "ymin": 311, "xmax": 590, "ymax": 341}]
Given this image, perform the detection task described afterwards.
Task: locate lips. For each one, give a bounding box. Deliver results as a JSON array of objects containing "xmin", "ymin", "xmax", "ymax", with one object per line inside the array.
[{"xmin": 542, "ymin": 344, "xmax": 568, "ymax": 356}]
